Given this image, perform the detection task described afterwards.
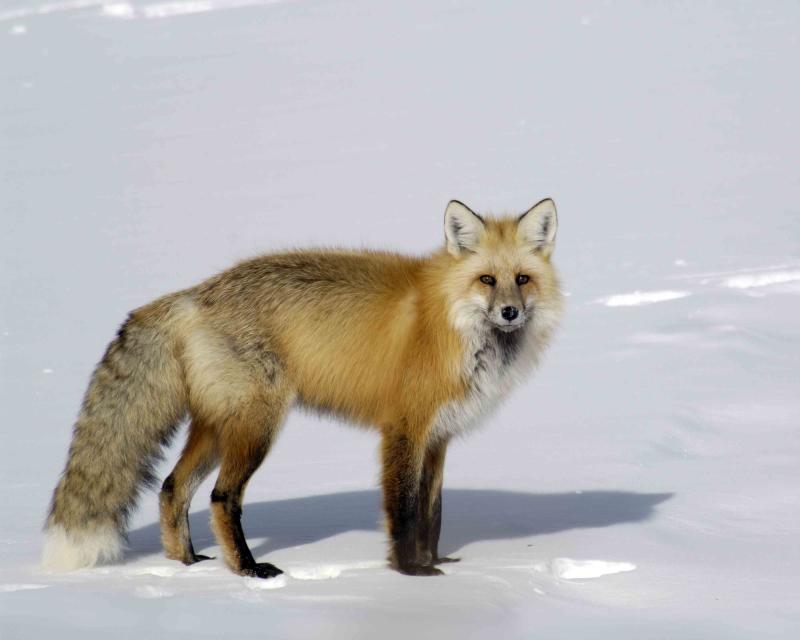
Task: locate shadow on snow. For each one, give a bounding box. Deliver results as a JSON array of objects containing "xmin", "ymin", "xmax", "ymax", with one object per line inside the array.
[{"xmin": 127, "ymin": 489, "xmax": 672, "ymax": 560}]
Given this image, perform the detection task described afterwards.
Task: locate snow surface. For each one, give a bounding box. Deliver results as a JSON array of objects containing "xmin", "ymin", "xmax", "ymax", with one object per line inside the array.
[
  {"xmin": 596, "ymin": 289, "xmax": 691, "ymax": 307},
  {"xmin": 534, "ymin": 558, "xmax": 637, "ymax": 581},
  {"xmin": 1, "ymin": 1, "xmax": 799, "ymax": 638}
]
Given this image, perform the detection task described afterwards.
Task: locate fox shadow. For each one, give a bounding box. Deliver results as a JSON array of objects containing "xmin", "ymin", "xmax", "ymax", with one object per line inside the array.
[{"xmin": 127, "ymin": 489, "xmax": 672, "ymax": 559}]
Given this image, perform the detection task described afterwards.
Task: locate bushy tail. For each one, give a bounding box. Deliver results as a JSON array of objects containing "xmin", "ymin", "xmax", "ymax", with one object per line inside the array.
[{"xmin": 43, "ymin": 306, "xmax": 187, "ymax": 571}]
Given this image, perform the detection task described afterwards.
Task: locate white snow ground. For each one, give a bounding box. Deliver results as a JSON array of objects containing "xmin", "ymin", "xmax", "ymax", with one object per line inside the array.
[{"xmin": 1, "ymin": 1, "xmax": 799, "ymax": 638}]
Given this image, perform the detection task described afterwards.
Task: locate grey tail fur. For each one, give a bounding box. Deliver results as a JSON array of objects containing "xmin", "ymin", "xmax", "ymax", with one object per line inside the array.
[{"xmin": 42, "ymin": 308, "xmax": 187, "ymax": 570}]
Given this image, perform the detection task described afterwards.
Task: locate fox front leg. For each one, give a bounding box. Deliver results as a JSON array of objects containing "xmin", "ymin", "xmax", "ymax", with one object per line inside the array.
[
  {"xmin": 416, "ymin": 440, "xmax": 460, "ymax": 566},
  {"xmin": 381, "ymin": 431, "xmax": 443, "ymax": 576}
]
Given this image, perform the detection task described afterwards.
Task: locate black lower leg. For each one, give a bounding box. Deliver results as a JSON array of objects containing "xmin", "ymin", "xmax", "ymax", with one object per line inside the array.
[
  {"xmin": 210, "ymin": 488, "xmax": 282, "ymax": 579},
  {"xmin": 389, "ymin": 486, "xmax": 422, "ymax": 571},
  {"xmin": 383, "ymin": 433, "xmax": 441, "ymax": 576},
  {"xmin": 416, "ymin": 466, "xmax": 435, "ymax": 565},
  {"xmin": 427, "ymin": 489, "xmax": 458, "ymax": 564},
  {"xmin": 160, "ymin": 474, "xmax": 213, "ymax": 564},
  {"xmin": 416, "ymin": 441, "xmax": 459, "ymax": 566},
  {"xmin": 428, "ymin": 488, "xmax": 442, "ymax": 560}
]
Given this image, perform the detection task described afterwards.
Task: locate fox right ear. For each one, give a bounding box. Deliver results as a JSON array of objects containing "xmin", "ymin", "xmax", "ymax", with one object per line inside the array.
[{"xmin": 444, "ymin": 200, "xmax": 485, "ymax": 257}]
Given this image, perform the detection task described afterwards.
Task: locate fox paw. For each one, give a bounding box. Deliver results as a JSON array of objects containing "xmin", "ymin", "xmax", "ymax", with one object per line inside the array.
[
  {"xmin": 396, "ymin": 563, "xmax": 444, "ymax": 577},
  {"xmin": 433, "ymin": 556, "xmax": 461, "ymax": 565},
  {"xmin": 243, "ymin": 562, "xmax": 284, "ymax": 579},
  {"xmin": 183, "ymin": 553, "xmax": 214, "ymax": 566}
]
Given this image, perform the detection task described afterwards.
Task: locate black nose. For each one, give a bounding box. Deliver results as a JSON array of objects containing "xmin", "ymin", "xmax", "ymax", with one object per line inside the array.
[{"xmin": 501, "ymin": 306, "xmax": 519, "ymax": 321}]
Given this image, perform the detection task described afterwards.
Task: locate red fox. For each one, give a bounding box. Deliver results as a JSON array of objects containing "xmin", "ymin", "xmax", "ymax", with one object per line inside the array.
[{"xmin": 43, "ymin": 199, "xmax": 563, "ymax": 578}]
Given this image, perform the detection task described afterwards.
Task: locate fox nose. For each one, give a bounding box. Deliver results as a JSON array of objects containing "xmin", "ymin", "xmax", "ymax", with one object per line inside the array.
[{"xmin": 501, "ymin": 306, "xmax": 519, "ymax": 321}]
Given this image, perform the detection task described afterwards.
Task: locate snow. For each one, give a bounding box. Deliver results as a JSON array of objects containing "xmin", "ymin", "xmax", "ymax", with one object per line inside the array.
[
  {"xmin": 1, "ymin": 1, "xmax": 799, "ymax": 639},
  {"xmin": 100, "ymin": 3, "xmax": 136, "ymax": 19},
  {"xmin": 723, "ymin": 270, "xmax": 800, "ymax": 290},
  {"xmin": 535, "ymin": 558, "xmax": 637, "ymax": 581},
  {"xmin": 0, "ymin": 1, "xmax": 106, "ymax": 23},
  {"xmin": 595, "ymin": 289, "xmax": 691, "ymax": 307},
  {"xmin": 134, "ymin": 584, "xmax": 176, "ymax": 599},
  {"xmin": 118, "ymin": 1, "xmax": 278, "ymax": 21},
  {"xmin": 242, "ymin": 575, "xmax": 288, "ymax": 590},
  {"xmin": 0, "ymin": 584, "xmax": 50, "ymax": 593}
]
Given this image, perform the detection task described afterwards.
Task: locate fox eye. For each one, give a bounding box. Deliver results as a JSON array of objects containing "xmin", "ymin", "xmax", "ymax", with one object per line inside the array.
[
  {"xmin": 516, "ymin": 274, "xmax": 530, "ymax": 286},
  {"xmin": 479, "ymin": 275, "xmax": 496, "ymax": 286}
]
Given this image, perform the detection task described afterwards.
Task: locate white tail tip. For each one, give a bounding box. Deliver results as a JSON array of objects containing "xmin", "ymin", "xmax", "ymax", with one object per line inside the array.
[{"xmin": 41, "ymin": 524, "xmax": 123, "ymax": 571}]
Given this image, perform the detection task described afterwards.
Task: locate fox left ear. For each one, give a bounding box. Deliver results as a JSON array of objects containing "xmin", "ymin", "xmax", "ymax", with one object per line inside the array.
[{"xmin": 518, "ymin": 198, "xmax": 557, "ymax": 256}]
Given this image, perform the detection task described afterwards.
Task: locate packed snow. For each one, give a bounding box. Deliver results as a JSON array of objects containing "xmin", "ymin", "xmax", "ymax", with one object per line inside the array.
[{"xmin": 1, "ymin": 1, "xmax": 799, "ymax": 639}]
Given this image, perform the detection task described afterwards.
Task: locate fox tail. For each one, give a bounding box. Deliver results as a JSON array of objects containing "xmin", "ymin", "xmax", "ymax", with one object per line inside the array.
[{"xmin": 42, "ymin": 309, "xmax": 187, "ymax": 571}]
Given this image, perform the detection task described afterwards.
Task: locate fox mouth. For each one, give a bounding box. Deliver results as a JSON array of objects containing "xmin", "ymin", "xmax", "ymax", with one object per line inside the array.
[
  {"xmin": 491, "ymin": 320, "xmax": 525, "ymax": 333},
  {"xmin": 494, "ymin": 324, "xmax": 523, "ymax": 333}
]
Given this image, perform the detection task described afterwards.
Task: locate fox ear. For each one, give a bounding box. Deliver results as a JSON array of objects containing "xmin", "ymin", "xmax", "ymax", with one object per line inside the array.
[
  {"xmin": 444, "ymin": 200, "xmax": 485, "ymax": 257},
  {"xmin": 518, "ymin": 198, "xmax": 557, "ymax": 256}
]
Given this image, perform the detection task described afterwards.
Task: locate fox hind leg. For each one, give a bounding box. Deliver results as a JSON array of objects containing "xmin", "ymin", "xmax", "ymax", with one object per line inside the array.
[
  {"xmin": 208, "ymin": 393, "xmax": 288, "ymax": 579},
  {"xmin": 160, "ymin": 419, "xmax": 219, "ymax": 564}
]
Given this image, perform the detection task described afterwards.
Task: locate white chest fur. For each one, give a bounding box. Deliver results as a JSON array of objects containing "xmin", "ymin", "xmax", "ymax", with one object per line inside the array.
[{"xmin": 430, "ymin": 327, "xmax": 538, "ymax": 442}]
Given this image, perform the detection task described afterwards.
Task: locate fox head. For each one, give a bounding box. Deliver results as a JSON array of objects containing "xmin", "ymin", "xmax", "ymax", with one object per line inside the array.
[{"xmin": 442, "ymin": 198, "xmax": 563, "ymax": 338}]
